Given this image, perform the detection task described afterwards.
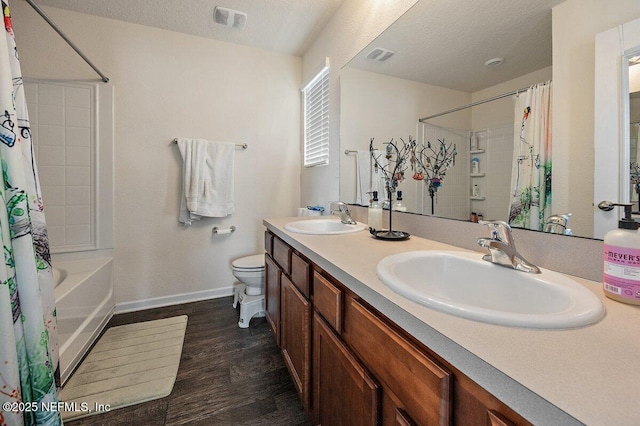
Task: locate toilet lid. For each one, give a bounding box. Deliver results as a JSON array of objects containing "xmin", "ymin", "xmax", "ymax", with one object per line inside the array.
[{"xmin": 232, "ymin": 254, "xmax": 265, "ymax": 270}]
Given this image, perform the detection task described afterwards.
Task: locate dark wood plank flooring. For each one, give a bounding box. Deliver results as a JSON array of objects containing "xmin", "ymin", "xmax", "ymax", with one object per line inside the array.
[{"xmin": 66, "ymin": 297, "xmax": 311, "ymax": 426}]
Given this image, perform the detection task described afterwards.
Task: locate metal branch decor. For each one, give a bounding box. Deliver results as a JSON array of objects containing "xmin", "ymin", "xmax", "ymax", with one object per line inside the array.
[
  {"xmin": 411, "ymin": 138, "xmax": 458, "ymax": 215},
  {"xmin": 369, "ymin": 137, "xmax": 412, "ymax": 240}
]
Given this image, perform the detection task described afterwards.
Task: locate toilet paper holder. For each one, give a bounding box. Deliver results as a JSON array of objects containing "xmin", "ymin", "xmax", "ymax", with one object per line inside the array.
[{"xmin": 212, "ymin": 226, "xmax": 236, "ymax": 235}]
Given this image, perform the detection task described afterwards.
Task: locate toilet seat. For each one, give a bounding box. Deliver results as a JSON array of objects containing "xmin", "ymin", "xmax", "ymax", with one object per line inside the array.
[{"xmin": 232, "ymin": 254, "xmax": 265, "ymax": 271}]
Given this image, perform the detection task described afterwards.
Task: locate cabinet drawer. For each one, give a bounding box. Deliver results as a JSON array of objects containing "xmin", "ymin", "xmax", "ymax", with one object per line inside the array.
[
  {"xmin": 272, "ymin": 237, "xmax": 291, "ymax": 274},
  {"xmin": 313, "ymin": 271, "xmax": 343, "ymax": 332},
  {"xmin": 345, "ymin": 297, "xmax": 452, "ymax": 425},
  {"xmin": 291, "ymin": 251, "xmax": 310, "ymax": 298},
  {"xmin": 264, "ymin": 231, "xmax": 273, "ymax": 256}
]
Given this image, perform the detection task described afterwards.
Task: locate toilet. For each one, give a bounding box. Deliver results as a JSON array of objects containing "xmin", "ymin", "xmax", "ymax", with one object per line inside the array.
[{"xmin": 231, "ymin": 254, "xmax": 266, "ymax": 328}]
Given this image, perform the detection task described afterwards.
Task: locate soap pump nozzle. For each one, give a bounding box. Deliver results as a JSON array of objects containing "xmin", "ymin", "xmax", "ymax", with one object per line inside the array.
[{"xmin": 618, "ymin": 204, "xmax": 639, "ymax": 230}]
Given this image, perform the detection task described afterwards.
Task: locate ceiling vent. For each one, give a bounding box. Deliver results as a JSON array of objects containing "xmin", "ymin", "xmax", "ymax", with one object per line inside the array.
[
  {"xmin": 213, "ymin": 6, "xmax": 247, "ymax": 29},
  {"xmin": 366, "ymin": 47, "xmax": 395, "ymax": 62}
]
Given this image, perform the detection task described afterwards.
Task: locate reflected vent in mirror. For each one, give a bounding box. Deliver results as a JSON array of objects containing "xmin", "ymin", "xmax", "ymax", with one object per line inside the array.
[{"xmin": 366, "ymin": 47, "xmax": 395, "ymax": 62}]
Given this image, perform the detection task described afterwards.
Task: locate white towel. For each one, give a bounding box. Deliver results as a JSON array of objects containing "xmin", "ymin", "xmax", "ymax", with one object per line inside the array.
[
  {"xmin": 177, "ymin": 138, "xmax": 235, "ymax": 224},
  {"xmin": 355, "ymin": 150, "xmax": 371, "ymax": 206}
]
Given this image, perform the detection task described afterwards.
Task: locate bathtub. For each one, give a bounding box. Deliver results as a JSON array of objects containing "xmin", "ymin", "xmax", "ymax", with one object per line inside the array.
[{"xmin": 53, "ymin": 256, "xmax": 114, "ymax": 384}]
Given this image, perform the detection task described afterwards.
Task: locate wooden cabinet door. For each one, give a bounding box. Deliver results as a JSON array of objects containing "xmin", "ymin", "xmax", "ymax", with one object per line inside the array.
[
  {"xmin": 280, "ymin": 275, "xmax": 311, "ymax": 411},
  {"xmin": 265, "ymin": 254, "xmax": 281, "ymax": 345},
  {"xmin": 313, "ymin": 312, "xmax": 380, "ymax": 426},
  {"xmin": 344, "ymin": 297, "xmax": 451, "ymax": 425}
]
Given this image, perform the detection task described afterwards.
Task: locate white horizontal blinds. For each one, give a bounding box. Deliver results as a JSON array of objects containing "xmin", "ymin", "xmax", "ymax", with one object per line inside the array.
[{"xmin": 303, "ymin": 61, "xmax": 329, "ymax": 167}]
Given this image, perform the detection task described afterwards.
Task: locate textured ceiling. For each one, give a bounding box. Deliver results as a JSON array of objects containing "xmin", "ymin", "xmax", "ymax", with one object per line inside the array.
[
  {"xmin": 27, "ymin": 0, "xmax": 346, "ymax": 56},
  {"xmin": 347, "ymin": 0, "xmax": 564, "ymax": 93},
  {"xmin": 25, "ymin": 0, "xmax": 564, "ymax": 92}
]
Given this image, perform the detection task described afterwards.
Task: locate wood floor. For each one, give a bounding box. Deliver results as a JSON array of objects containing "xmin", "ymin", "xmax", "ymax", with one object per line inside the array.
[{"xmin": 66, "ymin": 297, "xmax": 311, "ymax": 426}]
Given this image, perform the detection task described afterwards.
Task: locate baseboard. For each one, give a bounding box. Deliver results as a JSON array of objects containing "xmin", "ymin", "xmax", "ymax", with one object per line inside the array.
[{"xmin": 115, "ymin": 286, "xmax": 235, "ymax": 314}]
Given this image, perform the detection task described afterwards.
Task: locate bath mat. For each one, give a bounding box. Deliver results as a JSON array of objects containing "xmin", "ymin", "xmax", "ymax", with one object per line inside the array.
[{"xmin": 59, "ymin": 315, "xmax": 188, "ymax": 421}]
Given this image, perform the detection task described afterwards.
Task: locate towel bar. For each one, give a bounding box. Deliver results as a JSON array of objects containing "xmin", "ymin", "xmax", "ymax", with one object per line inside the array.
[{"xmin": 172, "ymin": 139, "xmax": 247, "ymax": 149}]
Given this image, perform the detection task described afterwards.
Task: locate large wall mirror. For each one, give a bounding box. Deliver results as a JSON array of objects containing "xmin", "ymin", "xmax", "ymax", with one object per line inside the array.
[{"xmin": 339, "ymin": 0, "xmax": 639, "ymax": 240}]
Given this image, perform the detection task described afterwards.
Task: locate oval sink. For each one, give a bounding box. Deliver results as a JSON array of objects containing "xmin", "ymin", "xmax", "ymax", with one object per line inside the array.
[
  {"xmin": 285, "ymin": 218, "xmax": 367, "ymax": 235},
  {"xmin": 377, "ymin": 251, "xmax": 605, "ymax": 329}
]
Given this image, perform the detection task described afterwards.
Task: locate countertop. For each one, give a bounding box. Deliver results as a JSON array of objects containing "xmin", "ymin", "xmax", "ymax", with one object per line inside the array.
[{"xmin": 265, "ymin": 217, "xmax": 640, "ymax": 426}]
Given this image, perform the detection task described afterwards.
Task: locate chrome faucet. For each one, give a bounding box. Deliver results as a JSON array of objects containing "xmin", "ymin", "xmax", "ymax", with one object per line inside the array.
[
  {"xmin": 329, "ymin": 201, "xmax": 357, "ymax": 225},
  {"xmin": 544, "ymin": 213, "xmax": 572, "ymax": 235},
  {"xmin": 477, "ymin": 220, "xmax": 541, "ymax": 274}
]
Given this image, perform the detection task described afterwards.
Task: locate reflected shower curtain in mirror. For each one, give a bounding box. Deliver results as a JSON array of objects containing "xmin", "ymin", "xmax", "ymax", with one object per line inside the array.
[
  {"xmin": 0, "ymin": 1, "xmax": 61, "ymax": 425},
  {"xmin": 508, "ymin": 81, "xmax": 552, "ymax": 231}
]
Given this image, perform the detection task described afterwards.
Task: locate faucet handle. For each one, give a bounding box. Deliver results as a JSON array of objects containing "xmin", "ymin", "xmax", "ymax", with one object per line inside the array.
[{"xmin": 479, "ymin": 220, "xmax": 514, "ymax": 245}]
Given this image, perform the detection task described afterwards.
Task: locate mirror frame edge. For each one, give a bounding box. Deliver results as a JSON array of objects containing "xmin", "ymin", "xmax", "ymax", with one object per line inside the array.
[{"xmin": 594, "ymin": 17, "xmax": 640, "ymax": 239}]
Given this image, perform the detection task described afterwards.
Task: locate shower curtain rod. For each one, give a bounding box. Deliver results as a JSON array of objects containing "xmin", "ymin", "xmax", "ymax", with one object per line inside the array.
[
  {"xmin": 24, "ymin": 0, "xmax": 110, "ymax": 83},
  {"xmin": 418, "ymin": 86, "xmax": 530, "ymax": 122}
]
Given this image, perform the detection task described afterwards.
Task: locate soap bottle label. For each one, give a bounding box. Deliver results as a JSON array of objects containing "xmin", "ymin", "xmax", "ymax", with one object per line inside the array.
[{"xmin": 602, "ymin": 244, "xmax": 640, "ymax": 301}]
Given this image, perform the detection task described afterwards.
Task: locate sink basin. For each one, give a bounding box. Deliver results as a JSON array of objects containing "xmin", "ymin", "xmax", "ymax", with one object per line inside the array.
[
  {"xmin": 285, "ymin": 218, "xmax": 367, "ymax": 235},
  {"xmin": 377, "ymin": 251, "xmax": 605, "ymax": 329}
]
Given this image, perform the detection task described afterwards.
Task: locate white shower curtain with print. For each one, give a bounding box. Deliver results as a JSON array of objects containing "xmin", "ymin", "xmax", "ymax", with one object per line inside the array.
[
  {"xmin": 0, "ymin": 1, "xmax": 61, "ymax": 425},
  {"xmin": 508, "ymin": 81, "xmax": 552, "ymax": 231}
]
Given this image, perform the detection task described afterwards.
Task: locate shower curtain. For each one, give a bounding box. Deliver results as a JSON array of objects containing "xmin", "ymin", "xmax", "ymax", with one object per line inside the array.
[
  {"xmin": 0, "ymin": 1, "xmax": 61, "ymax": 425},
  {"xmin": 508, "ymin": 81, "xmax": 552, "ymax": 231}
]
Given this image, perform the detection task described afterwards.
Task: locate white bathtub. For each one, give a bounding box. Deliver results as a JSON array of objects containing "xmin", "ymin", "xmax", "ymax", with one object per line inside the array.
[{"xmin": 53, "ymin": 256, "xmax": 114, "ymax": 384}]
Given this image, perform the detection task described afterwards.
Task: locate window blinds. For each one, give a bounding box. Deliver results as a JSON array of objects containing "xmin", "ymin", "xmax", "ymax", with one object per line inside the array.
[{"xmin": 302, "ymin": 63, "xmax": 329, "ymax": 167}]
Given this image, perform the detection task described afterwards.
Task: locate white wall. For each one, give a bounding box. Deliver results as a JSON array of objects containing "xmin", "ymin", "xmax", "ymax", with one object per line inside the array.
[
  {"xmin": 553, "ymin": 0, "xmax": 640, "ymax": 237},
  {"xmin": 339, "ymin": 67, "xmax": 471, "ymax": 215},
  {"xmin": 11, "ymin": 3, "xmax": 301, "ymax": 308},
  {"xmin": 471, "ymin": 67, "xmax": 553, "ymax": 130},
  {"xmin": 301, "ymin": 0, "xmax": 419, "ymax": 209}
]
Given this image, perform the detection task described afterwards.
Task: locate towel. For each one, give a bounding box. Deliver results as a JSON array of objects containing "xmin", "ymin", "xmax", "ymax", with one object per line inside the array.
[
  {"xmin": 177, "ymin": 138, "xmax": 234, "ymax": 224},
  {"xmin": 355, "ymin": 150, "xmax": 371, "ymax": 206}
]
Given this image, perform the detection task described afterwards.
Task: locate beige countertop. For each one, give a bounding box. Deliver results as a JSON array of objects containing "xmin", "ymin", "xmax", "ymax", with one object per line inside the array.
[{"xmin": 265, "ymin": 216, "xmax": 640, "ymax": 426}]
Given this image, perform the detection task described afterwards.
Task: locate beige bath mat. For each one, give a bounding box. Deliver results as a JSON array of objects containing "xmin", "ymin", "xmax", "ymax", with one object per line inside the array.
[{"xmin": 60, "ymin": 315, "xmax": 188, "ymax": 421}]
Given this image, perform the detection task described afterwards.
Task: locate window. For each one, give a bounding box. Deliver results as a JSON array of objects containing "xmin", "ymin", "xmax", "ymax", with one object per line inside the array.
[{"xmin": 302, "ymin": 59, "xmax": 329, "ymax": 167}]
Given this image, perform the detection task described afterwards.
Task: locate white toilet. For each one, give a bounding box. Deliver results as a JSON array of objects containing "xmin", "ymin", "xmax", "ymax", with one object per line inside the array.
[{"xmin": 231, "ymin": 254, "xmax": 266, "ymax": 328}]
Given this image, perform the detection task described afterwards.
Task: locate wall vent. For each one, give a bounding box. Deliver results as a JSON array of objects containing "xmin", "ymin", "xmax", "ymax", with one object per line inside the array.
[
  {"xmin": 213, "ymin": 6, "xmax": 247, "ymax": 29},
  {"xmin": 366, "ymin": 47, "xmax": 395, "ymax": 62}
]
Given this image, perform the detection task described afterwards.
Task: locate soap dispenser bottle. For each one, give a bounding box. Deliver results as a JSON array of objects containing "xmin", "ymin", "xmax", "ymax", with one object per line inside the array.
[
  {"xmin": 602, "ymin": 203, "xmax": 640, "ymax": 305},
  {"xmin": 368, "ymin": 191, "xmax": 383, "ymax": 231},
  {"xmin": 392, "ymin": 191, "xmax": 407, "ymax": 212}
]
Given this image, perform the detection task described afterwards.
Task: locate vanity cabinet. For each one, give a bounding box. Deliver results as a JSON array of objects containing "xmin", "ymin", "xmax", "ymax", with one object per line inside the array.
[
  {"xmin": 265, "ymin": 233, "xmax": 312, "ymax": 411},
  {"xmin": 265, "ymin": 231, "xmax": 530, "ymax": 426}
]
